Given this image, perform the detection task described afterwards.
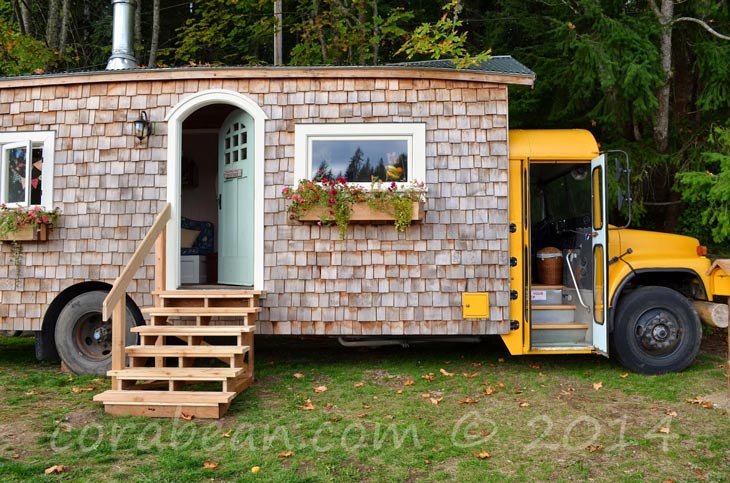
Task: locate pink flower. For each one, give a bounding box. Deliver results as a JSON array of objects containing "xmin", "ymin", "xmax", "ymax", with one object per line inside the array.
[{"xmin": 282, "ymin": 187, "xmax": 289, "ymax": 194}]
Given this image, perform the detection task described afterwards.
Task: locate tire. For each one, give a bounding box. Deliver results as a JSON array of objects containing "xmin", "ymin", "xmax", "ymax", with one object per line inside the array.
[
  {"xmin": 54, "ymin": 290, "xmax": 139, "ymax": 375},
  {"xmin": 611, "ymin": 286, "xmax": 701, "ymax": 374}
]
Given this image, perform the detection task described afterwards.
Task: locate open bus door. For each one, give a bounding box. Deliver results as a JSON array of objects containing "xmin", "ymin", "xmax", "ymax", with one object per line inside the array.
[{"xmin": 591, "ymin": 154, "xmax": 609, "ymax": 355}]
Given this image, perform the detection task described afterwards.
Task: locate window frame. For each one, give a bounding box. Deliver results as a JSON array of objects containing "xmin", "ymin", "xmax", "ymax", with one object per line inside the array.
[
  {"xmin": 294, "ymin": 123, "xmax": 426, "ymax": 187},
  {"xmin": 0, "ymin": 131, "xmax": 55, "ymax": 208}
]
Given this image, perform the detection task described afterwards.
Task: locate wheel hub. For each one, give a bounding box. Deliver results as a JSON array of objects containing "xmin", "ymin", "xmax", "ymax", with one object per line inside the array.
[
  {"xmin": 74, "ymin": 314, "xmax": 112, "ymax": 360},
  {"xmin": 635, "ymin": 310, "xmax": 681, "ymax": 355}
]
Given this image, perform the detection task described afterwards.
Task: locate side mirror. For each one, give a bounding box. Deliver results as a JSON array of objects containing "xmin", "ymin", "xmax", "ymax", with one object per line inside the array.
[
  {"xmin": 617, "ymin": 187, "xmax": 623, "ymax": 212},
  {"xmin": 615, "ymin": 158, "xmax": 624, "ymax": 181}
]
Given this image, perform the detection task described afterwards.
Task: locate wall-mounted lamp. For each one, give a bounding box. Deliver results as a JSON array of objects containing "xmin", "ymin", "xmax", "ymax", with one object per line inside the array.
[{"xmin": 132, "ymin": 111, "xmax": 152, "ymax": 141}]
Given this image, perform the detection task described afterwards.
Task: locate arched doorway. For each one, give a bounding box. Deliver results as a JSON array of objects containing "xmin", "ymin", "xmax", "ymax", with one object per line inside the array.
[{"xmin": 165, "ymin": 90, "xmax": 267, "ymax": 290}]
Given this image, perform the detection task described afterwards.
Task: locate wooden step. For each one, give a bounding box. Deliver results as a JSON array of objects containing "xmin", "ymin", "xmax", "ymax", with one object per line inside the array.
[
  {"xmin": 94, "ymin": 390, "xmax": 237, "ymax": 419},
  {"xmin": 107, "ymin": 367, "xmax": 244, "ymax": 381},
  {"xmin": 532, "ymin": 323, "xmax": 589, "ymax": 330},
  {"xmin": 142, "ymin": 307, "xmax": 261, "ymax": 316},
  {"xmin": 94, "ymin": 390, "xmax": 236, "ymax": 405},
  {"xmin": 125, "ymin": 345, "xmax": 249, "ymax": 357},
  {"xmin": 132, "ymin": 325, "xmax": 255, "ymax": 336},
  {"xmin": 154, "ymin": 290, "xmax": 264, "ymax": 298}
]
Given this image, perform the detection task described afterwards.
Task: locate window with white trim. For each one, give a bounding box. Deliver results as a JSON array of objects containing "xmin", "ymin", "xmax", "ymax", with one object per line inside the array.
[
  {"xmin": 294, "ymin": 123, "xmax": 426, "ymax": 186},
  {"xmin": 0, "ymin": 131, "xmax": 55, "ymax": 207}
]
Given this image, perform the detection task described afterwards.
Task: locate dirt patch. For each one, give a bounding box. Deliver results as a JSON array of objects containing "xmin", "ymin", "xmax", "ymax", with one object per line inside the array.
[
  {"xmin": 0, "ymin": 421, "xmax": 41, "ymax": 459},
  {"xmin": 702, "ymin": 391, "xmax": 730, "ymax": 411}
]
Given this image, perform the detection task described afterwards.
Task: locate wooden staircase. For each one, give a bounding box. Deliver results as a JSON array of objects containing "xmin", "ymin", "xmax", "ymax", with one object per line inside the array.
[{"xmin": 94, "ymin": 289, "xmax": 261, "ymax": 418}]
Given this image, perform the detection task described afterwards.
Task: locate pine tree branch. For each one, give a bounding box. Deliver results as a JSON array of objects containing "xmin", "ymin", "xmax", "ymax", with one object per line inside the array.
[{"xmin": 674, "ymin": 17, "xmax": 730, "ymax": 40}]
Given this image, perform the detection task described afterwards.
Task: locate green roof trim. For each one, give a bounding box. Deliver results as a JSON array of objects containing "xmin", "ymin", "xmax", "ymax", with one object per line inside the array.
[{"xmin": 389, "ymin": 55, "xmax": 535, "ymax": 78}]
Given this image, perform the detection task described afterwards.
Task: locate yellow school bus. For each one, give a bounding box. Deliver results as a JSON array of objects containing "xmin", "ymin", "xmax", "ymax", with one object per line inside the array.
[{"xmin": 502, "ymin": 129, "xmax": 730, "ymax": 374}]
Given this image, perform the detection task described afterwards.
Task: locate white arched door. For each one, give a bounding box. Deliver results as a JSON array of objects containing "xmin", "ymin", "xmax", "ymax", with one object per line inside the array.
[{"xmin": 217, "ymin": 110, "xmax": 255, "ymax": 286}]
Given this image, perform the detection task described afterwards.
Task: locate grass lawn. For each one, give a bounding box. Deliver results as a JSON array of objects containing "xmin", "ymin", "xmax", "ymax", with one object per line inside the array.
[{"xmin": 0, "ymin": 331, "xmax": 729, "ymax": 483}]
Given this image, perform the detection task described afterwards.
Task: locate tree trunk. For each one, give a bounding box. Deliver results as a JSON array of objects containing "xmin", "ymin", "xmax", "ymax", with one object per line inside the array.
[
  {"xmin": 46, "ymin": 0, "xmax": 61, "ymax": 51},
  {"xmin": 653, "ymin": 0, "xmax": 674, "ymax": 155},
  {"xmin": 372, "ymin": 0, "xmax": 379, "ymax": 65},
  {"xmin": 147, "ymin": 0, "xmax": 160, "ymax": 67},
  {"xmin": 135, "ymin": 0, "xmax": 143, "ymax": 64},
  {"xmin": 19, "ymin": 0, "xmax": 31, "ymax": 37},
  {"xmin": 59, "ymin": 0, "xmax": 70, "ymax": 57},
  {"xmin": 314, "ymin": 0, "xmax": 328, "ymax": 61},
  {"xmin": 10, "ymin": 0, "xmax": 25, "ymax": 35}
]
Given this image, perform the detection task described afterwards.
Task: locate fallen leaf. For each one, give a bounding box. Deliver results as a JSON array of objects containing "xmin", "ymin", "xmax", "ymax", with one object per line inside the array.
[
  {"xmin": 354, "ymin": 381, "xmax": 365, "ymax": 388},
  {"xmin": 324, "ymin": 402, "xmax": 334, "ymax": 409},
  {"xmin": 314, "ymin": 385, "xmax": 328, "ymax": 393},
  {"xmin": 529, "ymin": 363, "xmax": 541, "ymax": 369},
  {"xmin": 665, "ymin": 409, "xmax": 678, "ymax": 417},
  {"xmin": 518, "ymin": 401, "xmax": 530, "ymax": 407},
  {"xmin": 479, "ymin": 430, "xmax": 492, "ymax": 437},
  {"xmin": 11, "ymin": 453, "xmax": 20, "ymax": 459},
  {"xmin": 659, "ymin": 427, "xmax": 671, "ymax": 434},
  {"xmin": 44, "ymin": 465, "xmax": 66, "ymax": 475},
  {"xmin": 24, "ymin": 390, "xmax": 40, "ymax": 396},
  {"xmin": 457, "ymin": 397, "xmax": 480, "ymax": 404},
  {"xmin": 293, "ymin": 373, "xmax": 305, "ymax": 379},
  {"xmin": 403, "ymin": 378, "xmax": 414, "ymax": 386},
  {"xmin": 71, "ymin": 386, "xmax": 95, "ymax": 393},
  {"xmin": 619, "ymin": 373, "xmax": 629, "ymax": 379},
  {"xmin": 538, "ymin": 372, "xmax": 546, "ymax": 377},
  {"xmin": 592, "ymin": 382, "xmax": 603, "ymax": 390},
  {"xmin": 470, "ymin": 362, "xmax": 483, "ymax": 367},
  {"xmin": 440, "ymin": 368, "xmax": 455, "ymax": 377},
  {"xmin": 251, "ymin": 466, "xmax": 261, "ymax": 474},
  {"xmin": 462, "ymin": 372, "xmax": 480, "ymax": 378},
  {"xmin": 484, "ymin": 386, "xmax": 495, "ymax": 395},
  {"xmin": 396, "ymin": 389, "xmax": 403, "ymax": 395},
  {"xmin": 203, "ymin": 461, "xmax": 219, "ymax": 469},
  {"xmin": 587, "ymin": 444, "xmax": 603, "ymax": 453},
  {"xmin": 420, "ymin": 393, "xmax": 432, "ymax": 399},
  {"xmin": 277, "ymin": 451, "xmax": 294, "ymax": 458},
  {"xmin": 297, "ymin": 399, "xmax": 315, "ymax": 411},
  {"xmin": 357, "ymin": 413, "xmax": 368, "ymax": 418},
  {"xmin": 222, "ymin": 430, "xmax": 233, "ymax": 438},
  {"xmin": 474, "ymin": 451, "xmax": 492, "ymax": 459},
  {"xmin": 430, "ymin": 397, "xmax": 443, "ymax": 405},
  {"xmin": 422, "ymin": 373, "xmax": 434, "ymax": 382},
  {"xmin": 497, "ymin": 358, "xmax": 505, "ymax": 363},
  {"xmin": 514, "ymin": 388, "xmax": 523, "ymax": 394},
  {"xmin": 496, "ymin": 382, "xmax": 505, "ymax": 388},
  {"xmin": 702, "ymin": 401, "xmax": 714, "ymax": 409},
  {"xmin": 424, "ymin": 459, "xmax": 431, "ymax": 465},
  {"xmin": 362, "ymin": 404, "xmax": 371, "ymax": 409},
  {"xmin": 180, "ymin": 412, "xmax": 194, "ymax": 421}
]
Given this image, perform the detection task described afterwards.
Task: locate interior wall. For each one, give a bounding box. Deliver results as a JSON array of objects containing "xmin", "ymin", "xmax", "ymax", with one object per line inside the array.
[{"xmin": 181, "ymin": 130, "xmax": 219, "ymax": 249}]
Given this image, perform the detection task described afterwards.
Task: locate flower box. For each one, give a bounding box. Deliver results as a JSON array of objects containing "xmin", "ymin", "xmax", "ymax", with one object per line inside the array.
[
  {"xmin": 298, "ymin": 201, "xmax": 426, "ymax": 223},
  {"xmin": 0, "ymin": 224, "xmax": 49, "ymax": 242}
]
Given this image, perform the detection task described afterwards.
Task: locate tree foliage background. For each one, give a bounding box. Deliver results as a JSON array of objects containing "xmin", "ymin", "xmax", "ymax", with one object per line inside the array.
[{"xmin": 1, "ymin": 0, "xmax": 729, "ymax": 248}]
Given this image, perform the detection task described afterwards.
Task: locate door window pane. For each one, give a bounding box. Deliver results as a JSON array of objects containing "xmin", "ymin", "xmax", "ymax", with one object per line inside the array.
[
  {"xmin": 593, "ymin": 245, "xmax": 605, "ymax": 325},
  {"xmin": 5, "ymin": 145, "xmax": 28, "ymax": 204}
]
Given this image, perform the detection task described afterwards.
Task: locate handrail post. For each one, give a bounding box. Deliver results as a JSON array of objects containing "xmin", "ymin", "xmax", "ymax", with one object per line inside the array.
[
  {"xmin": 154, "ymin": 225, "xmax": 166, "ymax": 306},
  {"xmin": 111, "ymin": 298, "xmax": 126, "ymax": 372}
]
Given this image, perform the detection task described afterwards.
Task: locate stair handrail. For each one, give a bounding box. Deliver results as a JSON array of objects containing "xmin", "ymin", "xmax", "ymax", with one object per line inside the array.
[{"xmin": 103, "ymin": 202, "xmax": 171, "ymax": 372}]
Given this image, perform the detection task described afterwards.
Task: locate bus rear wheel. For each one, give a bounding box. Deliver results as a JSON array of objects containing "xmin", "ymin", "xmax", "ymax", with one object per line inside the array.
[
  {"xmin": 612, "ymin": 286, "xmax": 701, "ymax": 374},
  {"xmin": 54, "ymin": 290, "xmax": 139, "ymax": 375}
]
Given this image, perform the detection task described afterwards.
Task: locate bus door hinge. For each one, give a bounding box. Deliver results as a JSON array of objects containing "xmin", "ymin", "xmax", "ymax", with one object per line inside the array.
[
  {"xmin": 510, "ymin": 320, "xmax": 520, "ymax": 331},
  {"xmin": 510, "ymin": 257, "xmax": 518, "ymax": 267},
  {"xmin": 510, "ymin": 290, "xmax": 519, "ymax": 300}
]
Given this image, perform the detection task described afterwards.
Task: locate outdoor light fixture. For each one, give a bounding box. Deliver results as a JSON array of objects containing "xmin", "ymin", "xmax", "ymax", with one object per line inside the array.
[{"xmin": 132, "ymin": 111, "xmax": 152, "ymax": 141}]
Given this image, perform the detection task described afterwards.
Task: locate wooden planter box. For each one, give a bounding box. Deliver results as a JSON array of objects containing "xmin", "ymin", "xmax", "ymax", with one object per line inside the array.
[
  {"xmin": 298, "ymin": 201, "xmax": 426, "ymax": 224},
  {"xmin": 0, "ymin": 224, "xmax": 49, "ymax": 242}
]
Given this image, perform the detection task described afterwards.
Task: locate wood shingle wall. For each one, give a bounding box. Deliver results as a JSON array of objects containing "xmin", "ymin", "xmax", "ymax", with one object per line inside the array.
[{"xmin": 0, "ymin": 69, "xmax": 510, "ymax": 336}]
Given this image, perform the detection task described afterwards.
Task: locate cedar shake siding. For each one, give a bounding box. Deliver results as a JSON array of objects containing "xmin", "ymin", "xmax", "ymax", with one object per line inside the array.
[{"xmin": 0, "ymin": 63, "xmax": 534, "ymax": 335}]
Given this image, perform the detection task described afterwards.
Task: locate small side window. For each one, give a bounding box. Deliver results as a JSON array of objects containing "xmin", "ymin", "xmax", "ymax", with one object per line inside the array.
[{"xmin": 0, "ymin": 132, "xmax": 54, "ymax": 207}]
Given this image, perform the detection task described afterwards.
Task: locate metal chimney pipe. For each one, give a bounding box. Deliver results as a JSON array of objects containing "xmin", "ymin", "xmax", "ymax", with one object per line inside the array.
[{"xmin": 106, "ymin": 0, "xmax": 138, "ymax": 70}]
